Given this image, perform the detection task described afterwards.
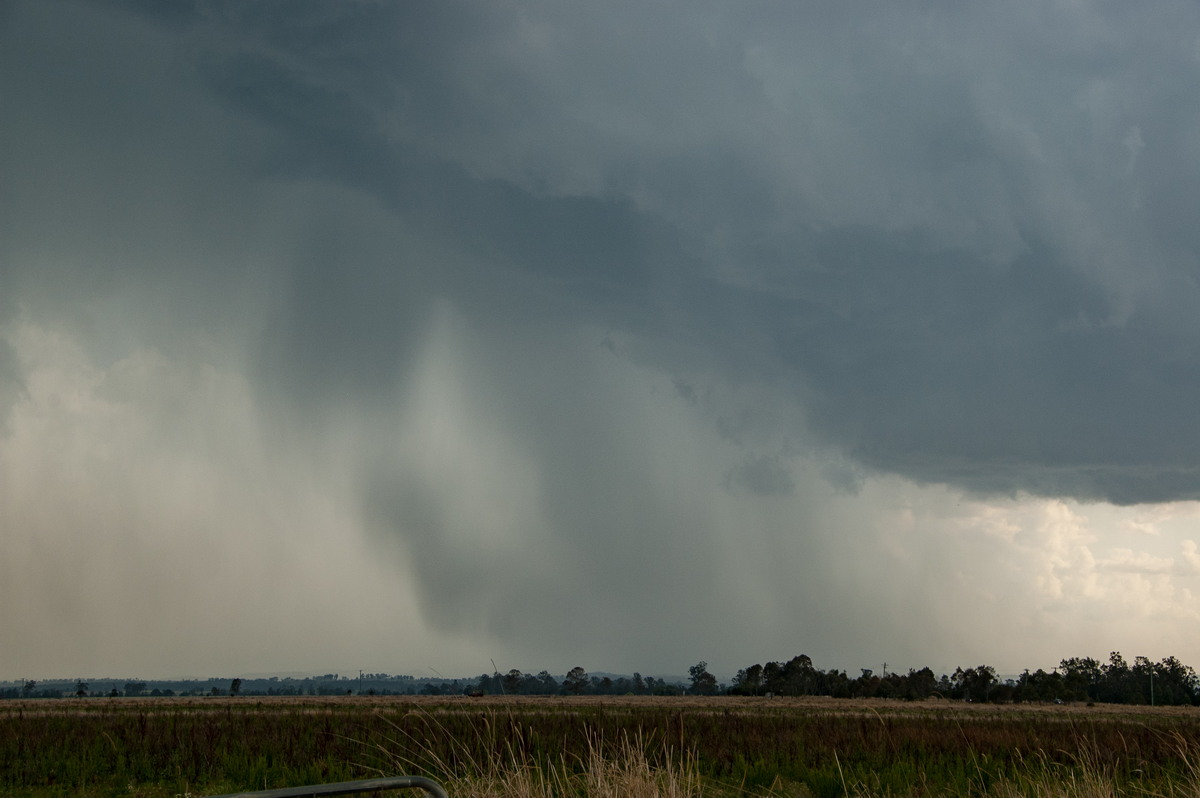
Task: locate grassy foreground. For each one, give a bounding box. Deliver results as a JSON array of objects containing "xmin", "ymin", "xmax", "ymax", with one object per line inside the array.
[{"xmin": 1, "ymin": 696, "xmax": 1199, "ymax": 797}]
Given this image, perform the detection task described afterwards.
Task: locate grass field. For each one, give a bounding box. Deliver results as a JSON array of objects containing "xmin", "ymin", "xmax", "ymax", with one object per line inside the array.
[{"xmin": 2, "ymin": 695, "xmax": 1199, "ymax": 797}]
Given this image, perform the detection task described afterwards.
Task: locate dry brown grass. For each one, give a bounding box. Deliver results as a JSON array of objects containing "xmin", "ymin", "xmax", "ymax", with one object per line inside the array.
[
  {"xmin": 368, "ymin": 710, "xmax": 702, "ymax": 798},
  {"xmin": 4, "ymin": 695, "xmax": 1199, "ymax": 797},
  {"xmin": 373, "ymin": 731, "xmax": 1200, "ymax": 798},
  {"xmin": 3, "ymin": 693, "xmax": 1194, "ymax": 718},
  {"xmin": 349, "ymin": 699, "xmax": 1200, "ymax": 798},
  {"xmin": 440, "ymin": 735, "xmax": 703, "ymax": 798}
]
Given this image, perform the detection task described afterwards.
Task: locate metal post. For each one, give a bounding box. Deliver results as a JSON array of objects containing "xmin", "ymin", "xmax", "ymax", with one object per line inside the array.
[{"xmin": 205, "ymin": 776, "xmax": 449, "ymax": 798}]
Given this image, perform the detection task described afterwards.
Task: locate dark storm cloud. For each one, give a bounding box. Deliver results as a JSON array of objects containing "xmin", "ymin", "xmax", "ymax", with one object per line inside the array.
[
  {"xmin": 13, "ymin": 0, "xmax": 1200, "ymax": 499},
  {"xmin": 9, "ymin": 0, "xmax": 1200, "ymax": 678},
  {"xmin": 772, "ymin": 228, "xmax": 1200, "ymax": 504},
  {"xmin": 75, "ymin": 0, "xmax": 1200, "ymax": 507}
]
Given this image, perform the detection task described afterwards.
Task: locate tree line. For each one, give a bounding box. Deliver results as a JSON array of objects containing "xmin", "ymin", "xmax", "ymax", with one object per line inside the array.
[
  {"xmin": 726, "ymin": 651, "xmax": 1199, "ymax": 704},
  {"xmin": 469, "ymin": 652, "xmax": 1198, "ymax": 705},
  {"xmin": 467, "ymin": 667, "xmax": 689, "ymax": 697},
  {"xmin": 5, "ymin": 652, "xmax": 1196, "ymax": 704}
]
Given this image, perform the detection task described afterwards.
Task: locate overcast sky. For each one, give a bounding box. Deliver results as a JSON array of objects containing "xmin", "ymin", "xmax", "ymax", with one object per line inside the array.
[{"xmin": 4, "ymin": 0, "xmax": 1200, "ymax": 682}]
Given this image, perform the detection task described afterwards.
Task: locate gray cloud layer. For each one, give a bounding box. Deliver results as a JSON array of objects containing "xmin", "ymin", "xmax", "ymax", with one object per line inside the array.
[
  {"xmin": 8, "ymin": 0, "xmax": 1200, "ymax": 502},
  {"xmin": 192, "ymin": 0, "xmax": 1200, "ymax": 503},
  {"xmin": 5, "ymin": 0, "xmax": 1200, "ymax": 677}
]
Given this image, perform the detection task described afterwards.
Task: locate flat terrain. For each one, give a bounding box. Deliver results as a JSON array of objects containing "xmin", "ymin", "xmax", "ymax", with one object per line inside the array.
[
  {"xmin": 3, "ymin": 695, "xmax": 1198, "ymax": 797},
  {"xmin": 4, "ymin": 692, "xmax": 1196, "ymax": 713}
]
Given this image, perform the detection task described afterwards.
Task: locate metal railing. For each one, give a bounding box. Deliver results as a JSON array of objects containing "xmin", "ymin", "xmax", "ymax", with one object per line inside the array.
[{"xmin": 204, "ymin": 775, "xmax": 449, "ymax": 798}]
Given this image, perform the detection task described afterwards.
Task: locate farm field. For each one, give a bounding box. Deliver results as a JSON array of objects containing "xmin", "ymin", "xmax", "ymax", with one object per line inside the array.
[{"xmin": 2, "ymin": 695, "xmax": 1199, "ymax": 797}]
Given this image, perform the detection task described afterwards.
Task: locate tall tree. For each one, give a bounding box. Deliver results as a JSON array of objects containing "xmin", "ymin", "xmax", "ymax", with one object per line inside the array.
[
  {"xmin": 951, "ymin": 666, "xmax": 997, "ymax": 702},
  {"xmin": 1152, "ymin": 656, "xmax": 1198, "ymax": 705},
  {"xmin": 762, "ymin": 661, "xmax": 784, "ymax": 694},
  {"xmin": 537, "ymin": 671, "xmax": 559, "ymax": 694},
  {"xmin": 731, "ymin": 663, "xmax": 764, "ymax": 695},
  {"xmin": 503, "ymin": 669, "xmax": 522, "ymax": 695},
  {"xmin": 1101, "ymin": 652, "xmax": 1140, "ymax": 703},
  {"xmin": 782, "ymin": 655, "xmax": 816, "ymax": 696},
  {"xmin": 563, "ymin": 666, "xmax": 589, "ymax": 695},
  {"xmin": 688, "ymin": 661, "xmax": 718, "ymax": 695},
  {"xmin": 1059, "ymin": 657, "xmax": 1101, "ymax": 701}
]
